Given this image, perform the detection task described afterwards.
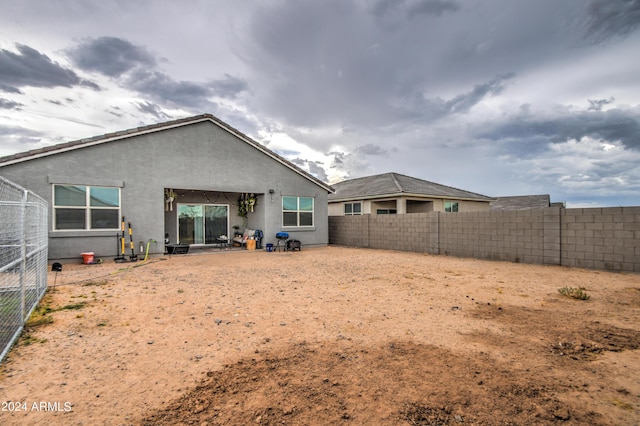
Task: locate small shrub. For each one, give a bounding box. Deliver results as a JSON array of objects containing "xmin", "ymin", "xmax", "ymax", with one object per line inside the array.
[
  {"xmin": 558, "ymin": 286, "xmax": 590, "ymax": 300},
  {"xmin": 20, "ymin": 333, "xmax": 47, "ymax": 346},
  {"xmin": 60, "ymin": 303, "xmax": 86, "ymax": 311},
  {"xmin": 25, "ymin": 315, "xmax": 54, "ymax": 328}
]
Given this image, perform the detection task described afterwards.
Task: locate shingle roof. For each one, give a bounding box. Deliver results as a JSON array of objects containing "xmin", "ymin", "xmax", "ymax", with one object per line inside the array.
[
  {"xmin": 490, "ymin": 195, "xmax": 551, "ymax": 210},
  {"xmin": 328, "ymin": 172, "xmax": 493, "ymax": 201},
  {"xmin": 0, "ymin": 113, "xmax": 334, "ymax": 193}
]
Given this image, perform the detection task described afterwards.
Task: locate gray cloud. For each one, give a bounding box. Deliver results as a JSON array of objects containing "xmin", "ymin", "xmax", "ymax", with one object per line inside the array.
[
  {"xmin": 0, "ymin": 43, "xmax": 99, "ymax": 91},
  {"xmin": 0, "ymin": 124, "xmax": 41, "ymax": 137},
  {"xmin": 370, "ymin": 0, "xmax": 459, "ymax": 28},
  {"xmin": 209, "ymin": 74, "xmax": 249, "ymax": 99},
  {"xmin": 478, "ymin": 106, "xmax": 640, "ymax": 152},
  {"xmin": 289, "ymin": 157, "xmax": 328, "ymax": 181},
  {"xmin": 356, "ymin": 144, "xmax": 388, "ymax": 156},
  {"xmin": 67, "ymin": 36, "xmax": 157, "ymax": 77},
  {"xmin": 126, "ymin": 69, "xmax": 212, "ymax": 108},
  {"xmin": 66, "ymin": 37, "xmax": 247, "ymax": 110},
  {"xmin": 588, "ymin": 97, "xmax": 615, "ymax": 111},
  {"xmin": 582, "ymin": 0, "xmax": 640, "ymax": 44},
  {"xmin": 0, "ymin": 98, "xmax": 24, "ymax": 110},
  {"xmin": 242, "ymin": 0, "xmax": 529, "ymax": 129},
  {"xmin": 105, "ymin": 106, "xmax": 125, "ymax": 118},
  {"xmin": 0, "ymin": 124, "xmax": 43, "ymax": 157},
  {"xmin": 445, "ymin": 73, "xmax": 515, "ymax": 114},
  {"xmin": 329, "ymin": 151, "xmax": 345, "ymax": 165},
  {"xmin": 129, "ymin": 71, "xmax": 246, "ymax": 110},
  {"xmin": 0, "ymin": 83, "xmax": 23, "ymax": 94},
  {"xmin": 407, "ymin": 0, "xmax": 460, "ymax": 17},
  {"xmin": 401, "ymin": 73, "xmax": 516, "ymax": 122},
  {"xmin": 133, "ymin": 100, "xmax": 172, "ymax": 121},
  {"xmin": 307, "ymin": 161, "xmax": 329, "ymax": 181}
]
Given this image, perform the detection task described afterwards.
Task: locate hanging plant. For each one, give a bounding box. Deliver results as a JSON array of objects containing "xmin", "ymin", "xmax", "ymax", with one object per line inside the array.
[
  {"xmin": 238, "ymin": 193, "xmax": 258, "ymax": 217},
  {"xmin": 165, "ymin": 189, "xmax": 178, "ymax": 211},
  {"xmin": 238, "ymin": 193, "xmax": 248, "ymax": 218},
  {"xmin": 164, "ymin": 189, "xmax": 177, "ymax": 202},
  {"xmin": 238, "ymin": 193, "xmax": 258, "ymax": 218},
  {"xmin": 248, "ymin": 193, "xmax": 257, "ymax": 212}
]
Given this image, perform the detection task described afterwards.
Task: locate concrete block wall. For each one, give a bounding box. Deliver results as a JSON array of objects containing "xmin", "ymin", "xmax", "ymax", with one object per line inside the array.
[
  {"xmin": 369, "ymin": 213, "xmax": 431, "ymax": 253},
  {"xmin": 438, "ymin": 209, "xmax": 547, "ymax": 264},
  {"xmin": 560, "ymin": 207, "xmax": 640, "ymax": 272},
  {"xmin": 329, "ymin": 206, "xmax": 640, "ymax": 273},
  {"xmin": 328, "ymin": 215, "xmax": 370, "ymax": 247}
]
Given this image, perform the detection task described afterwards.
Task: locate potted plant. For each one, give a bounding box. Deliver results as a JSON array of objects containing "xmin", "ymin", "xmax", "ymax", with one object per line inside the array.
[
  {"xmin": 165, "ymin": 189, "xmax": 178, "ymax": 211},
  {"xmin": 165, "ymin": 189, "xmax": 177, "ymax": 202},
  {"xmin": 247, "ymin": 194, "xmax": 257, "ymax": 212}
]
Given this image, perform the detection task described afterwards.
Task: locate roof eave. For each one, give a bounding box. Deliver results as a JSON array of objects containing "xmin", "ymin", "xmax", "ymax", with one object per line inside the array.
[
  {"xmin": 329, "ymin": 192, "xmax": 495, "ymax": 202},
  {"xmin": 0, "ymin": 114, "xmax": 335, "ymax": 194}
]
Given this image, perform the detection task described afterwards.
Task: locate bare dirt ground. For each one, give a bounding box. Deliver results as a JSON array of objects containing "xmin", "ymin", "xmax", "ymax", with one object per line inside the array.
[{"xmin": 1, "ymin": 246, "xmax": 639, "ymax": 425}]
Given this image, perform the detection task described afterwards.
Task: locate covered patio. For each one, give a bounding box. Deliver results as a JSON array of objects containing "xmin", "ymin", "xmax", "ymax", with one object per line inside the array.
[{"xmin": 163, "ymin": 188, "xmax": 265, "ymax": 252}]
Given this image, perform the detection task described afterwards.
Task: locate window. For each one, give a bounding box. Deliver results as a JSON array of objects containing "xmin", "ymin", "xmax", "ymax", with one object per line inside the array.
[
  {"xmin": 53, "ymin": 185, "xmax": 120, "ymax": 230},
  {"xmin": 445, "ymin": 201, "xmax": 459, "ymax": 212},
  {"xmin": 344, "ymin": 202, "xmax": 362, "ymax": 215},
  {"xmin": 376, "ymin": 209, "xmax": 397, "ymax": 215},
  {"xmin": 283, "ymin": 196, "xmax": 314, "ymax": 227}
]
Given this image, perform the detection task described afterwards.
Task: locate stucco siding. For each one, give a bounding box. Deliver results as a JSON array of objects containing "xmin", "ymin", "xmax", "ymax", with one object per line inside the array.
[{"xmin": 0, "ymin": 121, "xmax": 329, "ymax": 260}]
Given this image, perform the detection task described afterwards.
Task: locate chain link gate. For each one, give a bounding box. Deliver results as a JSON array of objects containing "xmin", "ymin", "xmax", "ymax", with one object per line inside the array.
[{"xmin": 0, "ymin": 175, "xmax": 48, "ymax": 363}]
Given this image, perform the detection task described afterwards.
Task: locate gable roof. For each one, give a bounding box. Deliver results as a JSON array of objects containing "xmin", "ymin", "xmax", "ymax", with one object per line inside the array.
[
  {"xmin": 490, "ymin": 195, "xmax": 551, "ymax": 210},
  {"xmin": 0, "ymin": 113, "xmax": 334, "ymax": 193},
  {"xmin": 328, "ymin": 172, "xmax": 493, "ymax": 202}
]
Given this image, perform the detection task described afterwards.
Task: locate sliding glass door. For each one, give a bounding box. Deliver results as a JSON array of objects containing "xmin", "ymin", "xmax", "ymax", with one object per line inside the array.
[{"xmin": 178, "ymin": 204, "xmax": 228, "ymax": 245}]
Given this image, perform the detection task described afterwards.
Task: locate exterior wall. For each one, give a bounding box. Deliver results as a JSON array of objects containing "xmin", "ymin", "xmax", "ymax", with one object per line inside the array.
[
  {"xmin": 560, "ymin": 207, "xmax": 639, "ymax": 272},
  {"xmin": 0, "ymin": 121, "xmax": 329, "ymax": 260},
  {"xmin": 406, "ymin": 199, "xmax": 433, "ymax": 213},
  {"xmin": 457, "ymin": 200, "xmax": 491, "ymax": 212},
  {"xmin": 328, "ymin": 202, "xmax": 344, "ymax": 216},
  {"xmin": 329, "ymin": 206, "xmax": 640, "ymax": 273}
]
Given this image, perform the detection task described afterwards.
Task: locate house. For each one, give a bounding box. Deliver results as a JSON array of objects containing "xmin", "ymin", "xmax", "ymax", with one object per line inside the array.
[
  {"xmin": 0, "ymin": 114, "xmax": 334, "ymax": 260},
  {"xmin": 328, "ymin": 172, "xmax": 494, "ymax": 216},
  {"xmin": 490, "ymin": 194, "xmax": 550, "ymax": 211},
  {"xmin": 490, "ymin": 194, "xmax": 565, "ymax": 210}
]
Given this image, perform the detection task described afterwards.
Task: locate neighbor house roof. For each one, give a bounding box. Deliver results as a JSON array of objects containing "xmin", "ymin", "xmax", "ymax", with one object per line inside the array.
[
  {"xmin": 328, "ymin": 172, "xmax": 493, "ymax": 202},
  {"xmin": 490, "ymin": 195, "xmax": 551, "ymax": 210},
  {"xmin": 0, "ymin": 113, "xmax": 334, "ymax": 193}
]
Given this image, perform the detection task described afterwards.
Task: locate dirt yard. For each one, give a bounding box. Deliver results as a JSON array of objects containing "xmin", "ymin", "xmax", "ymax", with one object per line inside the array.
[{"xmin": 1, "ymin": 246, "xmax": 639, "ymax": 425}]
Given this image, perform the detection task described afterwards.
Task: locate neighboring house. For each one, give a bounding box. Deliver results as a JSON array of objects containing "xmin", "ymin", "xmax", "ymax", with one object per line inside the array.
[
  {"xmin": 328, "ymin": 172, "xmax": 494, "ymax": 216},
  {"xmin": 490, "ymin": 194, "xmax": 551, "ymax": 211},
  {"xmin": 0, "ymin": 114, "xmax": 334, "ymax": 260}
]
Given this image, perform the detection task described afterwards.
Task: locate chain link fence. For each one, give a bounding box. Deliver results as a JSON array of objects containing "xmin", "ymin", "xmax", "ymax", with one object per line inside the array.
[{"xmin": 0, "ymin": 176, "xmax": 48, "ymax": 363}]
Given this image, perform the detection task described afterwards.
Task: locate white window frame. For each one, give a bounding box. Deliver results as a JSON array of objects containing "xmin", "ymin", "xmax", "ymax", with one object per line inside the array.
[
  {"xmin": 344, "ymin": 202, "xmax": 362, "ymax": 215},
  {"xmin": 52, "ymin": 184, "xmax": 121, "ymax": 231},
  {"xmin": 444, "ymin": 201, "xmax": 459, "ymax": 213},
  {"xmin": 282, "ymin": 196, "xmax": 314, "ymax": 228}
]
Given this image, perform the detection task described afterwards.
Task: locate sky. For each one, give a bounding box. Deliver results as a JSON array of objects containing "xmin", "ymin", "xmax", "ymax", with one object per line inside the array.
[{"xmin": 0, "ymin": 0, "xmax": 639, "ymax": 207}]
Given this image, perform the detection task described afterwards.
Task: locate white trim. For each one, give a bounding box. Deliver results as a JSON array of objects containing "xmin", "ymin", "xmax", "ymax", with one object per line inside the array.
[
  {"xmin": 282, "ymin": 196, "xmax": 315, "ymax": 228},
  {"xmin": 51, "ymin": 184, "xmax": 121, "ymax": 231}
]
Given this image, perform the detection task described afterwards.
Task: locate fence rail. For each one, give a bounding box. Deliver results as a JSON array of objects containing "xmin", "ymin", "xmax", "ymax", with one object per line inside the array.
[{"xmin": 0, "ymin": 175, "xmax": 48, "ymax": 363}]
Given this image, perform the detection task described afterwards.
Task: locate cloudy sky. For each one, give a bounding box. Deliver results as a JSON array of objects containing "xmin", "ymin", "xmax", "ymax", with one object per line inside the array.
[{"xmin": 1, "ymin": 0, "xmax": 639, "ymax": 207}]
